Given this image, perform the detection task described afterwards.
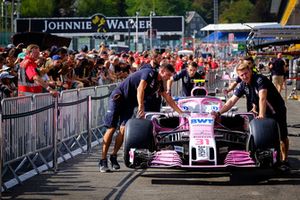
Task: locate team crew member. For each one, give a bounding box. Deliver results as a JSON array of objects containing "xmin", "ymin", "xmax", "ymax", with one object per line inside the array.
[
  {"xmin": 167, "ymin": 61, "xmax": 203, "ymax": 96},
  {"xmin": 99, "ymin": 63, "xmax": 183, "ymax": 172},
  {"xmin": 139, "ymin": 54, "xmax": 161, "ymax": 112},
  {"xmin": 224, "ymin": 56, "xmax": 257, "ymax": 112},
  {"xmin": 212, "ymin": 63, "xmax": 290, "ymax": 171},
  {"xmin": 269, "ymin": 52, "xmax": 287, "ymax": 93},
  {"xmin": 18, "ymin": 44, "xmax": 58, "ymax": 97}
]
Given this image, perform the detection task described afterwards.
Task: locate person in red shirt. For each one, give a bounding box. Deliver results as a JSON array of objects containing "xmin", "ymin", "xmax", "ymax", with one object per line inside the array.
[
  {"xmin": 18, "ymin": 44, "xmax": 58, "ymax": 97},
  {"xmin": 175, "ymin": 55, "xmax": 184, "ymax": 72}
]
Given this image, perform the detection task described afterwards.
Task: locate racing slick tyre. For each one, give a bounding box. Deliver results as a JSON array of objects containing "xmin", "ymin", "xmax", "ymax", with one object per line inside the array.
[
  {"xmin": 247, "ymin": 118, "xmax": 281, "ymax": 167},
  {"xmin": 124, "ymin": 118, "xmax": 154, "ymax": 168}
]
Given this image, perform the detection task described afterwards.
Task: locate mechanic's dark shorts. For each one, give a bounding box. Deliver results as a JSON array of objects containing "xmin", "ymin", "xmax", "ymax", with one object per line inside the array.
[
  {"xmin": 104, "ymin": 90, "xmax": 134, "ymax": 128},
  {"xmin": 270, "ymin": 110, "xmax": 288, "ymax": 140}
]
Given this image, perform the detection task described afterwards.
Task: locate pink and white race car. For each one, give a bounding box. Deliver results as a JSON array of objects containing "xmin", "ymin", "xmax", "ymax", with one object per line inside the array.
[{"xmin": 124, "ymin": 95, "xmax": 281, "ymax": 170}]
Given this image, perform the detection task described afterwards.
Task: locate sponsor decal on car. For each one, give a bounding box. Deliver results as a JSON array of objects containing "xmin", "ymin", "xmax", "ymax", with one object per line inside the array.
[{"xmin": 190, "ymin": 118, "xmax": 214, "ymax": 125}]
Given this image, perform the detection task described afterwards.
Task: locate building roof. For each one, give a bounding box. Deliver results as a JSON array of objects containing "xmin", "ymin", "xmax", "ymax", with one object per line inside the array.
[
  {"xmin": 185, "ymin": 11, "xmax": 207, "ymax": 24},
  {"xmin": 200, "ymin": 22, "xmax": 279, "ymax": 32}
]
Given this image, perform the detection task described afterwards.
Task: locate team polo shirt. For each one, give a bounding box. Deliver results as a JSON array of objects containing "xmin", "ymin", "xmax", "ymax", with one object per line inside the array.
[
  {"xmin": 173, "ymin": 69, "xmax": 203, "ymax": 96},
  {"xmin": 117, "ymin": 67, "xmax": 163, "ymax": 106},
  {"xmin": 234, "ymin": 74, "xmax": 286, "ymax": 116}
]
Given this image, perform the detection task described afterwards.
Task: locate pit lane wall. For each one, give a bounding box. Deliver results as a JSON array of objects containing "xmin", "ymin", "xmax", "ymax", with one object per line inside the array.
[{"xmin": 0, "ymin": 69, "xmax": 229, "ymax": 193}]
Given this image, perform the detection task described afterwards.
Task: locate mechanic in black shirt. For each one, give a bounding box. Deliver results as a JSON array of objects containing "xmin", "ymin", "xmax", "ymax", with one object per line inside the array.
[
  {"xmin": 224, "ymin": 56, "xmax": 258, "ymax": 112},
  {"xmin": 99, "ymin": 63, "xmax": 183, "ymax": 172},
  {"xmin": 212, "ymin": 63, "xmax": 290, "ymax": 171},
  {"xmin": 269, "ymin": 52, "xmax": 287, "ymax": 93},
  {"xmin": 139, "ymin": 54, "xmax": 162, "ymax": 112},
  {"xmin": 167, "ymin": 61, "xmax": 203, "ymax": 96}
]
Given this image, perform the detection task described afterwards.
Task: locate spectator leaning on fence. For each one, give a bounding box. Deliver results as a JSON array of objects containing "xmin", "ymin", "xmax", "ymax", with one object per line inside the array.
[
  {"xmin": 18, "ymin": 44, "xmax": 58, "ymax": 97},
  {"xmin": 0, "ymin": 71, "xmax": 17, "ymax": 99}
]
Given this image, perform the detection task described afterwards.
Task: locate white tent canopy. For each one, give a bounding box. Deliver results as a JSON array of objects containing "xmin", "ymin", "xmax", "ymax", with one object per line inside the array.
[{"xmin": 200, "ymin": 22, "xmax": 279, "ymax": 32}]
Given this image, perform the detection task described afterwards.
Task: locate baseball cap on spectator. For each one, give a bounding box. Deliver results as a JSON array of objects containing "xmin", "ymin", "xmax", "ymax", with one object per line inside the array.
[
  {"xmin": 0, "ymin": 71, "xmax": 14, "ymax": 79},
  {"xmin": 87, "ymin": 54, "xmax": 96, "ymax": 59},
  {"xmin": 68, "ymin": 49, "xmax": 75, "ymax": 55},
  {"xmin": 81, "ymin": 45, "xmax": 88, "ymax": 53},
  {"xmin": 2, "ymin": 65, "xmax": 10, "ymax": 71},
  {"xmin": 121, "ymin": 53, "xmax": 129, "ymax": 58},
  {"xmin": 7, "ymin": 44, "xmax": 15, "ymax": 49},
  {"xmin": 119, "ymin": 59, "xmax": 126, "ymax": 64},
  {"xmin": 17, "ymin": 52, "xmax": 26, "ymax": 59},
  {"xmin": 52, "ymin": 55, "xmax": 62, "ymax": 60}
]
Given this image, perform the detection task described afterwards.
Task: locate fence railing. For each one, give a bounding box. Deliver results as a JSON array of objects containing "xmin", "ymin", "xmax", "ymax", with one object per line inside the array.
[
  {"xmin": 0, "ymin": 83, "xmax": 118, "ymax": 192},
  {"xmin": 0, "ymin": 68, "xmax": 229, "ymax": 193}
]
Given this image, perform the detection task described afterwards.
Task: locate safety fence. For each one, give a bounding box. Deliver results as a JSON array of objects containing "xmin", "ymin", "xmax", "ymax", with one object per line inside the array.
[
  {"xmin": 0, "ymin": 68, "xmax": 230, "ymax": 193},
  {"xmin": 0, "ymin": 83, "xmax": 118, "ymax": 192}
]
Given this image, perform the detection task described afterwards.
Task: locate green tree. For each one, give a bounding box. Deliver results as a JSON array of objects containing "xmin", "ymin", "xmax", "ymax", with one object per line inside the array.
[
  {"xmin": 219, "ymin": 0, "xmax": 254, "ymax": 23},
  {"xmin": 53, "ymin": 0, "xmax": 76, "ymax": 17},
  {"xmin": 20, "ymin": 0, "xmax": 55, "ymax": 17},
  {"xmin": 126, "ymin": 0, "xmax": 154, "ymax": 16},
  {"xmin": 249, "ymin": 0, "xmax": 276, "ymax": 22},
  {"xmin": 126, "ymin": 0, "xmax": 190, "ymax": 17},
  {"xmin": 76, "ymin": 0, "xmax": 120, "ymax": 17},
  {"xmin": 116, "ymin": 0, "xmax": 128, "ymax": 17},
  {"xmin": 155, "ymin": 0, "xmax": 191, "ymax": 16}
]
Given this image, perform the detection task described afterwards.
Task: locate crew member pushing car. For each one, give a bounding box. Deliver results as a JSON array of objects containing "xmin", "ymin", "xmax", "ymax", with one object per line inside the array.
[
  {"xmin": 212, "ymin": 63, "xmax": 290, "ymax": 172},
  {"xmin": 99, "ymin": 63, "xmax": 183, "ymax": 172}
]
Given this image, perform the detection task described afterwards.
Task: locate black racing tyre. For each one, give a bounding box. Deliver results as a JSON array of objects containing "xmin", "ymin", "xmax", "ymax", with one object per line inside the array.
[
  {"xmin": 247, "ymin": 118, "xmax": 281, "ymax": 167},
  {"xmin": 124, "ymin": 118, "xmax": 154, "ymax": 168},
  {"xmin": 247, "ymin": 118, "xmax": 280, "ymax": 150}
]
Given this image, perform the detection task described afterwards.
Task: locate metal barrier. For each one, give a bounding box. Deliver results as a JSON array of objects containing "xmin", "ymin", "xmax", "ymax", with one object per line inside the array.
[{"xmin": 0, "ymin": 83, "xmax": 118, "ymax": 192}]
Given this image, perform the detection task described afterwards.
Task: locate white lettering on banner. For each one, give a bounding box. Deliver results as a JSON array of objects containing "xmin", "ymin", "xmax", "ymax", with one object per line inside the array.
[
  {"xmin": 146, "ymin": 20, "xmax": 151, "ymax": 29},
  {"xmin": 190, "ymin": 118, "xmax": 214, "ymax": 125},
  {"xmin": 86, "ymin": 21, "xmax": 92, "ymax": 29},
  {"xmin": 107, "ymin": 20, "xmax": 119, "ymax": 29},
  {"xmin": 117, "ymin": 21, "xmax": 125, "ymax": 29},
  {"xmin": 42, "ymin": 19, "xmax": 152, "ymax": 32},
  {"xmin": 107, "ymin": 19, "xmax": 150, "ymax": 30},
  {"xmin": 56, "ymin": 22, "xmax": 64, "ymax": 30},
  {"xmin": 48, "ymin": 22, "xmax": 56, "ymax": 30},
  {"xmin": 74, "ymin": 22, "xmax": 80, "ymax": 29},
  {"xmin": 140, "ymin": 21, "xmax": 145, "ymax": 28},
  {"xmin": 65, "ymin": 22, "xmax": 72, "ymax": 30},
  {"xmin": 42, "ymin": 20, "xmax": 93, "ymax": 32}
]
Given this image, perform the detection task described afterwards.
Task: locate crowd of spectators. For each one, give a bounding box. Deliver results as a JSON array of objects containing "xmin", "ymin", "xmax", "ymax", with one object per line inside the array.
[
  {"xmin": 0, "ymin": 42, "xmax": 233, "ymax": 100},
  {"xmin": 1, "ymin": 42, "xmax": 266, "ymax": 100}
]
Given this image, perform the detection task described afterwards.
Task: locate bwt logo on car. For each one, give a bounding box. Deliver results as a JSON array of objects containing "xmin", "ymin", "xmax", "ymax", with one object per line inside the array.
[{"xmin": 190, "ymin": 118, "xmax": 214, "ymax": 125}]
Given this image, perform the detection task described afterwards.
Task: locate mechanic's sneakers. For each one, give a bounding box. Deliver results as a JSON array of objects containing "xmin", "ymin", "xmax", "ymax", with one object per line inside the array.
[
  {"xmin": 99, "ymin": 159, "xmax": 111, "ymax": 173},
  {"xmin": 276, "ymin": 160, "xmax": 291, "ymax": 174},
  {"xmin": 110, "ymin": 154, "xmax": 120, "ymax": 170}
]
